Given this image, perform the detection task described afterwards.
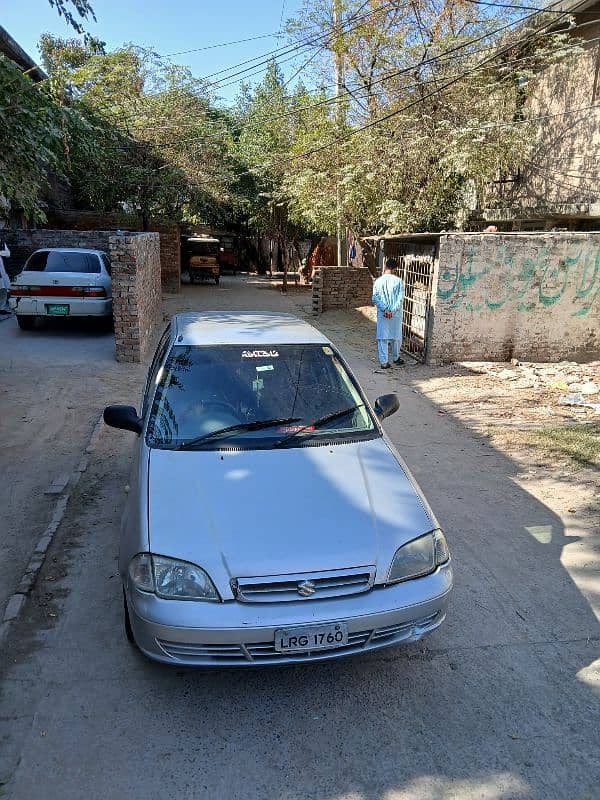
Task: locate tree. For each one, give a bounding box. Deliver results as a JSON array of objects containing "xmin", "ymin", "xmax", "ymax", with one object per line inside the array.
[
  {"xmin": 46, "ymin": 0, "xmax": 95, "ymax": 34},
  {"xmin": 40, "ymin": 36, "xmax": 239, "ymax": 225},
  {"xmin": 0, "ymin": 55, "xmax": 64, "ymax": 222},
  {"xmin": 281, "ymin": 0, "xmax": 582, "ymax": 234}
]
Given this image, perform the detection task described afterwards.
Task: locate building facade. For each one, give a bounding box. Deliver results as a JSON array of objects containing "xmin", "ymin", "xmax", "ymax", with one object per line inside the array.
[{"xmin": 483, "ymin": 0, "xmax": 600, "ymax": 230}]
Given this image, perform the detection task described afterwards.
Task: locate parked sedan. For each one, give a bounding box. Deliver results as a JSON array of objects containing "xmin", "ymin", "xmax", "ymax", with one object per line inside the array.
[
  {"xmin": 10, "ymin": 248, "xmax": 112, "ymax": 329},
  {"xmin": 104, "ymin": 312, "xmax": 452, "ymax": 666}
]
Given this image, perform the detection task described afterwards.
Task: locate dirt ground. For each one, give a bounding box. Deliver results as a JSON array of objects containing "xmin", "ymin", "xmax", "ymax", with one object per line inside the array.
[{"xmin": 1, "ymin": 276, "xmax": 598, "ymax": 800}]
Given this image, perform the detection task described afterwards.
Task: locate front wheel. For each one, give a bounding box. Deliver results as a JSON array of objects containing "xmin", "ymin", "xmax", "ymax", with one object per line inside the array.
[{"xmin": 16, "ymin": 315, "xmax": 36, "ymax": 330}]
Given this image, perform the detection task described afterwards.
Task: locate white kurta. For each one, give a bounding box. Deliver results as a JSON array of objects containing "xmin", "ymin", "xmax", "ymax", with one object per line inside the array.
[
  {"xmin": 0, "ymin": 243, "xmax": 10, "ymax": 292},
  {"xmin": 372, "ymin": 273, "xmax": 404, "ymax": 340}
]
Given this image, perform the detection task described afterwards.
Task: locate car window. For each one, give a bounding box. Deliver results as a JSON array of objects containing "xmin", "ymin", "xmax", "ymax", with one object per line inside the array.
[
  {"xmin": 100, "ymin": 254, "xmax": 112, "ymax": 275},
  {"xmin": 146, "ymin": 343, "xmax": 377, "ymax": 450},
  {"xmin": 26, "ymin": 251, "xmax": 101, "ymax": 273},
  {"xmin": 142, "ymin": 327, "xmax": 171, "ymax": 417},
  {"xmin": 24, "ymin": 251, "xmax": 49, "ymax": 270}
]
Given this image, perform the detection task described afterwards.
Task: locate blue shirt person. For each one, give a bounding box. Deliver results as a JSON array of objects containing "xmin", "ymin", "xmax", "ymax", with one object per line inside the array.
[{"xmin": 372, "ymin": 258, "xmax": 404, "ymax": 368}]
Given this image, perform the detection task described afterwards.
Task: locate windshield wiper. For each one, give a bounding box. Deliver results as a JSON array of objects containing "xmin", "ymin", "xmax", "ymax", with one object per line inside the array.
[
  {"xmin": 273, "ymin": 404, "xmax": 366, "ymax": 448},
  {"xmin": 175, "ymin": 417, "xmax": 301, "ymax": 450}
]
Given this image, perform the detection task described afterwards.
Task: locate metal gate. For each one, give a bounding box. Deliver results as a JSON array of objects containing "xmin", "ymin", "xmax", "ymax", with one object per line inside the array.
[{"xmin": 386, "ymin": 241, "xmax": 437, "ymax": 362}]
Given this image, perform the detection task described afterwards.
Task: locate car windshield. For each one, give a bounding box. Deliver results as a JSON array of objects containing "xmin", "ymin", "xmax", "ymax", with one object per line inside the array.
[
  {"xmin": 25, "ymin": 251, "xmax": 100, "ymax": 273},
  {"xmin": 146, "ymin": 344, "xmax": 377, "ymax": 450}
]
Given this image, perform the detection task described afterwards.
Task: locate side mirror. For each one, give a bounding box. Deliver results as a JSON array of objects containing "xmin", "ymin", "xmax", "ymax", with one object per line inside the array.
[
  {"xmin": 374, "ymin": 393, "xmax": 400, "ymax": 420},
  {"xmin": 104, "ymin": 405, "xmax": 143, "ymax": 435}
]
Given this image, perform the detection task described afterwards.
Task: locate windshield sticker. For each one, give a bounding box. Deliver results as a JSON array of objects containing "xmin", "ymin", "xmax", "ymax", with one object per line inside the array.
[
  {"xmin": 242, "ymin": 349, "xmax": 279, "ymax": 358},
  {"xmin": 278, "ymin": 424, "xmax": 315, "ymax": 433},
  {"xmin": 322, "ymin": 346, "xmax": 333, "ymax": 355},
  {"xmin": 256, "ymin": 365, "xmax": 274, "ymax": 372}
]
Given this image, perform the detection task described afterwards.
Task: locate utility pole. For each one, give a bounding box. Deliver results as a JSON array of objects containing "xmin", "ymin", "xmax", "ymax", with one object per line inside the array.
[{"xmin": 333, "ymin": 0, "xmax": 346, "ymax": 266}]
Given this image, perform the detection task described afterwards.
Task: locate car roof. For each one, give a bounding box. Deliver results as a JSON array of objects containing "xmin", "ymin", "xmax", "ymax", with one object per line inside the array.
[
  {"xmin": 31, "ymin": 248, "xmax": 105, "ymax": 256},
  {"xmin": 172, "ymin": 312, "xmax": 330, "ymax": 346}
]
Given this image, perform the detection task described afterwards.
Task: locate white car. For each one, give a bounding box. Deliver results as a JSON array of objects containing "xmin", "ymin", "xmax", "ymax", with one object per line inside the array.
[{"xmin": 10, "ymin": 248, "xmax": 112, "ymax": 329}]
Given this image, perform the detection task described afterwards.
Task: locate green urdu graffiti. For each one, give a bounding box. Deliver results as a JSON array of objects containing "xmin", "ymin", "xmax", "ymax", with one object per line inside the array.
[{"xmin": 437, "ymin": 240, "xmax": 600, "ymax": 317}]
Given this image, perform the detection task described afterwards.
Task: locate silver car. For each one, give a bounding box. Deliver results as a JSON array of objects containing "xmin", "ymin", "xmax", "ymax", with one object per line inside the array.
[{"xmin": 104, "ymin": 312, "xmax": 452, "ymax": 666}]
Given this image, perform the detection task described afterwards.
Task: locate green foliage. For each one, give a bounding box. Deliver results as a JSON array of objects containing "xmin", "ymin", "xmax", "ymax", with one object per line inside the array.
[
  {"xmin": 2, "ymin": 2, "xmax": 582, "ymax": 236},
  {"xmin": 39, "ymin": 36, "xmax": 239, "ymax": 225},
  {"xmin": 271, "ymin": 0, "xmax": 583, "ymax": 235},
  {"xmin": 46, "ymin": 0, "xmax": 95, "ymax": 34},
  {"xmin": 0, "ymin": 55, "xmax": 64, "ymax": 222}
]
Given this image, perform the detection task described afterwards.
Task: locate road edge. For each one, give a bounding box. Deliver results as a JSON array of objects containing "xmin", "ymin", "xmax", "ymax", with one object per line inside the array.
[{"xmin": 0, "ymin": 414, "xmax": 105, "ymax": 645}]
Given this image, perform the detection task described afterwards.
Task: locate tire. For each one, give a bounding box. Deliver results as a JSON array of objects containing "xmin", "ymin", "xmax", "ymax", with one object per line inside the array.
[
  {"xmin": 123, "ymin": 589, "xmax": 135, "ymax": 644},
  {"xmin": 16, "ymin": 315, "xmax": 36, "ymax": 330},
  {"xmin": 215, "ymin": 276, "xmax": 220, "ymax": 285}
]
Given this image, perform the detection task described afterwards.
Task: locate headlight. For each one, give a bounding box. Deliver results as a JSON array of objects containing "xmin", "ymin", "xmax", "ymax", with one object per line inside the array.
[
  {"xmin": 128, "ymin": 554, "xmax": 220, "ymax": 601},
  {"xmin": 387, "ymin": 529, "xmax": 450, "ymax": 584}
]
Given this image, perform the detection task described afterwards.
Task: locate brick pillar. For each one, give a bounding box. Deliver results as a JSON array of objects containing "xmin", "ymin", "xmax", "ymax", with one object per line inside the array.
[
  {"xmin": 312, "ymin": 268, "xmax": 323, "ymax": 314},
  {"xmin": 110, "ymin": 233, "xmax": 162, "ymax": 363}
]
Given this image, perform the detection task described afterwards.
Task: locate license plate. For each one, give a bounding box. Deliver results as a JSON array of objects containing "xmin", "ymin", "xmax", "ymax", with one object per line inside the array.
[
  {"xmin": 47, "ymin": 304, "xmax": 69, "ymax": 315},
  {"xmin": 274, "ymin": 622, "xmax": 348, "ymax": 653}
]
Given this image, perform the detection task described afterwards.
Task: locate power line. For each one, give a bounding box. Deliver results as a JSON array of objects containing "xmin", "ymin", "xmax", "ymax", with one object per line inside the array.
[
  {"xmin": 266, "ymin": 4, "xmax": 570, "ymax": 165},
  {"xmin": 163, "ymin": 33, "xmax": 281, "ymax": 58},
  {"xmin": 85, "ymin": 5, "xmax": 553, "ymax": 132},
  {"xmin": 64, "ymin": 1, "xmax": 594, "ymax": 182},
  {"xmin": 84, "ymin": 7, "xmax": 590, "ymax": 160},
  {"xmin": 201, "ymin": 1, "xmax": 397, "ymax": 85},
  {"xmin": 463, "ymin": 0, "xmax": 593, "ymax": 13}
]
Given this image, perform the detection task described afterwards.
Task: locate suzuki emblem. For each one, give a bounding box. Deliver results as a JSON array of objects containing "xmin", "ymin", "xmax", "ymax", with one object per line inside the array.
[{"xmin": 297, "ymin": 580, "xmax": 316, "ymax": 597}]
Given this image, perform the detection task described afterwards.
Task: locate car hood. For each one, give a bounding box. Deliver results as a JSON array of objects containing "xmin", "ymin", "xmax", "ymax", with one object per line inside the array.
[{"xmin": 147, "ymin": 437, "xmax": 434, "ymax": 597}]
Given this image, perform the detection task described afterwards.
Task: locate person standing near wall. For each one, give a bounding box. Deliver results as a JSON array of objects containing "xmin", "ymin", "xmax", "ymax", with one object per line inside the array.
[
  {"xmin": 0, "ymin": 240, "xmax": 11, "ymax": 316},
  {"xmin": 372, "ymin": 257, "xmax": 404, "ymax": 369}
]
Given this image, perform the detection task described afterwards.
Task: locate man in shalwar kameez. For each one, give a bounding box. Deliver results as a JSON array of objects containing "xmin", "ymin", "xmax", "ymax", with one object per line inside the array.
[{"xmin": 372, "ymin": 258, "xmax": 404, "ymax": 369}]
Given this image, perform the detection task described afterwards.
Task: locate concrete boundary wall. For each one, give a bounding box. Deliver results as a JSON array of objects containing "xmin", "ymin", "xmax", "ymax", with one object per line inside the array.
[
  {"xmin": 312, "ymin": 267, "xmax": 373, "ymax": 314},
  {"xmin": 110, "ymin": 233, "xmax": 161, "ymax": 363},
  {"xmin": 429, "ymin": 233, "xmax": 600, "ymax": 363}
]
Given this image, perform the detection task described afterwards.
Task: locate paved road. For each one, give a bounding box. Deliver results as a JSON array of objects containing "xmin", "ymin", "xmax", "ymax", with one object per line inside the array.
[{"xmin": 1, "ymin": 277, "xmax": 598, "ymax": 799}]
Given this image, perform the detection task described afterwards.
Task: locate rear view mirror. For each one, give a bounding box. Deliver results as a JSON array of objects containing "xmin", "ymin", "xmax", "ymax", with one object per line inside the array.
[
  {"xmin": 374, "ymin": 393, "xmax": 400, "ymax": 420},
  {"xmin": 104, "ymin": 405, "xmax": 143, "ymax": 435}
]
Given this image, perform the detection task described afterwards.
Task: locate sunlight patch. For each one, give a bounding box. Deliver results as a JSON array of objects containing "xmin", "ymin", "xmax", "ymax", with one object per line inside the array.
[{"xmin": 525, "ymin": 524, "xmax": 553, "ymax": 544}]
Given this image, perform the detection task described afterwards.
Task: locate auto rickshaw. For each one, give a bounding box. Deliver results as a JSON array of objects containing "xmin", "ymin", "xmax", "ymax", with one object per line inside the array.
[{"xmin": 186, "ymin": 236, "xmax": 220, "ymax": 284}]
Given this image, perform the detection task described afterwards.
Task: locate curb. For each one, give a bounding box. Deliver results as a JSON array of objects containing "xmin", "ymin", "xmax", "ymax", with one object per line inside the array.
[{"xmin": 0, "ymin": 413, "xmax": 105, "ymax": 644}]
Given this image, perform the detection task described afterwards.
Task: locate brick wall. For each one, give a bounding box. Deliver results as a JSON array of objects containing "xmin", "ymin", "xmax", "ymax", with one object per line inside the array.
[
  {"xmin": 2, "ymin": 229, "xmax": 111, "ymax": 278},
  {"xmin": 109, "ymin": 233, "xmax": 162, "ymax": 363},
  {"xmin": 312, "ymin": 267, "xmax": 373, "ymax": 314},
  {"xmin": 429, "ymin": 233, "xmax": 600, "ymax": 363},
  {"xmin": 153, "ymin": 223, "xmax": 180, "ymax": 294},
  {"xmin": 46, "ymin": 210, "xmax": 181, "ymax": 293}
]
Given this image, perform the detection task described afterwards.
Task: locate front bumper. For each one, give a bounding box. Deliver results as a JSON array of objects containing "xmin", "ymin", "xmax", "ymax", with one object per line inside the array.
[
  {"xmin": 10, "ymin": 297, "xmax": 112, "ymax": 317},
  {"xmin": 127, "ymin": 563, "xmax": 452, "ymax": 666}
]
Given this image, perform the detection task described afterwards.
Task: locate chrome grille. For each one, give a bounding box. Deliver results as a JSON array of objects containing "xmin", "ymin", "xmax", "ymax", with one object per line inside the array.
[
  {"xmin": 234, "ymin": 567, "xmax": 375, "ymax": 603},
  {"xmin": 155, "ymin": 611, "xmax": 443, "ymax": 665}
]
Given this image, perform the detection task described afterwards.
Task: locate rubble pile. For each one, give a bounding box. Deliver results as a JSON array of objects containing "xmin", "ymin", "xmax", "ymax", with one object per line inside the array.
[{"xmin": 466, "ymin": 360, "xmax": 600, "ymax": 415}]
